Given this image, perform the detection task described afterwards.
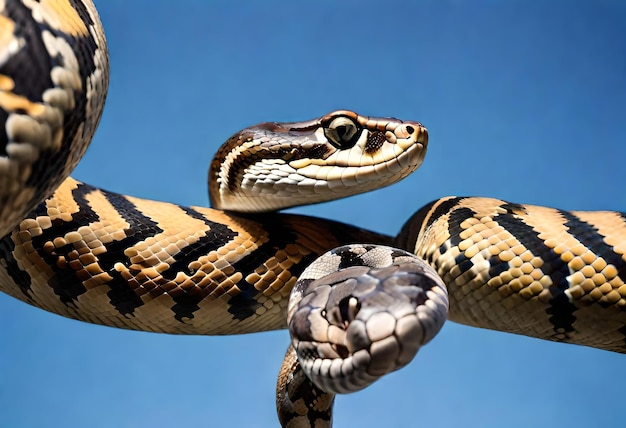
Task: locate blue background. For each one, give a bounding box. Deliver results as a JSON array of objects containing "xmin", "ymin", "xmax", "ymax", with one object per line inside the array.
[{"xmin": 1, "ymin": 1, "xmax": 625, "ymax": 427}]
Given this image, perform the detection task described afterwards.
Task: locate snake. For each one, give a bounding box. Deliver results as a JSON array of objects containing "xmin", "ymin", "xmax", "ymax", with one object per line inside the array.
[{"xmin": 0, "ymin": 1, "xmax": 624, "ymax": 427}]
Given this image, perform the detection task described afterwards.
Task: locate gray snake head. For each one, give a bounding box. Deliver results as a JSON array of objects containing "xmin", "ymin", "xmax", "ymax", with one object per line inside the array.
[{"xmin": 287, "ymin": 244, "xmax": 448, "ymax": 394}]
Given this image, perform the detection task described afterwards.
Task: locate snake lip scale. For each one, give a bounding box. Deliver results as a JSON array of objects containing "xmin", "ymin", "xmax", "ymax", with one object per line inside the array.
[{"xmin": 0, "ymin": 1, "xmax": 624, "ymax": 427}]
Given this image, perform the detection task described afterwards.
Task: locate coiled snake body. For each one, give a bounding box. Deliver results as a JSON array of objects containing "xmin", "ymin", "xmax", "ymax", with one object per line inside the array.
[{"xmin": 0, "ymin": 2, "xmax": 624, "ymax": 427}]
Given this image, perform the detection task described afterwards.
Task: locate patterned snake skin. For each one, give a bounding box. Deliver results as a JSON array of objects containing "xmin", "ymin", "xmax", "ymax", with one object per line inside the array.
[{"xmin": 0, "ymin": 2, "xmax": 624, "ymax": 427}]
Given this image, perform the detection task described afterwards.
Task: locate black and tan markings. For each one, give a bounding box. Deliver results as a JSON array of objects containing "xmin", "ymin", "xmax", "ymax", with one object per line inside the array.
[
  {"xmin": 0, "ymin": 177, "xmax": 394, "ymax": 335},
  {"xmin": 276, "ymin": 345, "xmax": 334, "ymax": 428},
  {"xmin": 0, "ymin": 0, "xmax": 108, "ymax": 237},
  {"xmin": 398, "ymin": 196, "xmax": 626, "ymax": 351}
]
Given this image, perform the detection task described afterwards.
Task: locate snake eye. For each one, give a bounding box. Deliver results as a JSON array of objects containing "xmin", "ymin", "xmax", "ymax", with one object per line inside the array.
[{"xmin": 323, "ymin": 116, "xmax": 361, "ymax": 149}]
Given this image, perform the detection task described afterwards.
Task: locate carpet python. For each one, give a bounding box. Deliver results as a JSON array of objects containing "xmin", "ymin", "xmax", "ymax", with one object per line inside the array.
[{"xmin": 0, "ymin": 1, "xmax": 624, "ymax": 427}]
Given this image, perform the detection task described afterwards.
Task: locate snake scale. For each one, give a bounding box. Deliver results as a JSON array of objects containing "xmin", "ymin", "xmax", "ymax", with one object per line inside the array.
[{"xmin": 0, "ymin": 1, "xmax": 624, "ymax": 427}]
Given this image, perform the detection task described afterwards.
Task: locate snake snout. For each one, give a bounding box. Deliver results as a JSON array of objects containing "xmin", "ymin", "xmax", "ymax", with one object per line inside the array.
[
  {"xmin": 405, "ymin": 123, "xmax": 428, "ymax": 146},
  {"xmin": 344, "ymin": 300, "xmax": 426, "ymax": 378}
]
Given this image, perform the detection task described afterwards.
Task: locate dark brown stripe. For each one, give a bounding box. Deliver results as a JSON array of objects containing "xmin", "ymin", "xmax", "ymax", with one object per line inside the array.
[
  {"xmin": 493, "ymin": 206, "xmax": 575, "ymax": 333},
  {"xmin": 560, "ymin": 210, "xmax": 626, "ymax": 288},
  {"xmin": 396, "ymin": 197, "xmax": 465, "ymax": 252}
]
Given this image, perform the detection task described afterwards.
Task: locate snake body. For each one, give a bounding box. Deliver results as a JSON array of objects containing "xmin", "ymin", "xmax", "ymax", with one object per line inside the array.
[
  {"xmin": 1, "ymin": 2, "xmax": 625, "ymax": 427},
  {"xmin": 399, "ymin": 197, "xmax": 626, "ymax": 352},
  {"xmin": 0, "ymin": 176, "xmax": 398, "ymax": 335},
  {"xmin": 0, "ymin": 0, "xmax": 108, "ymax": 238}
]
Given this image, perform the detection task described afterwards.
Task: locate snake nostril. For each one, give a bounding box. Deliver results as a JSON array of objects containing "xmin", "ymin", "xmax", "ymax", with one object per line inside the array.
[
  {"xmin": 338, "ymin": 296, "xmax": 360, "ymax": 325},
  {"xmin": 406, "ymin": 125, "xmax": 415, "ymax": 135}
]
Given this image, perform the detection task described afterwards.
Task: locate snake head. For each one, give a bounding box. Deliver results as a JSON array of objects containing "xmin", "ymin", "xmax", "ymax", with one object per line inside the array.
[
  {"xmin": 287, "ymin": 245, "xmax": 448, "ymax": 394},
  {"xmin": 209, "ymin": 110, "xmax": 428, "ymax": 212}
]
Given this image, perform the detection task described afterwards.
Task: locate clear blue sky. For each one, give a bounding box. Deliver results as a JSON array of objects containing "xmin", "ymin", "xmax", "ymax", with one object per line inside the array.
[{"xmin": 1, "ymin": 1, "xmax": 625, "ymax": 427}]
